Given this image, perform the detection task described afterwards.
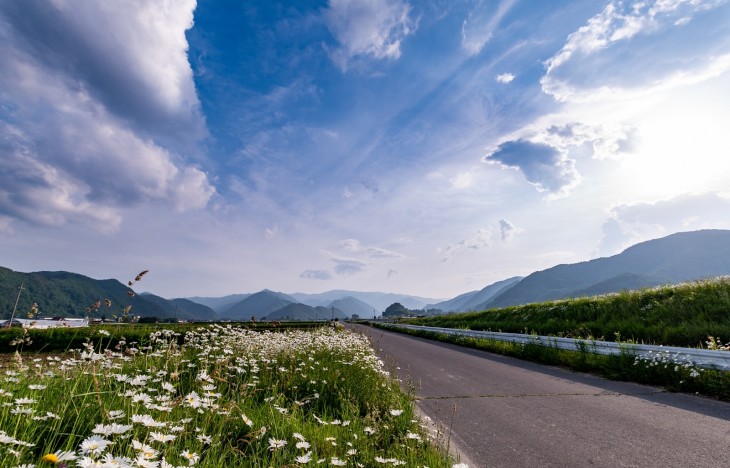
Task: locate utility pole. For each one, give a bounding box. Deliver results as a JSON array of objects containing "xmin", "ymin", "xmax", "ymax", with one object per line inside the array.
[{"xmin": 8, "ymin": 282, "xmax": 24, "ymax": 327}]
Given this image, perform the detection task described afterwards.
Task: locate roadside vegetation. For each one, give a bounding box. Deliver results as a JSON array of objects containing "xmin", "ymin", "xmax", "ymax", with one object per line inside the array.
[
  {"xmin": 375, "ymin": 325, "xmax": 730, "ymax": 402},
  {"xmin": 402, "ymin": 277, "xmax": 730, "ymax": 348},
  {"xmin": 370, "ymin": 277, "xmax": 730, "ymax": 402},
  {"xmin": 0, "ymin": 325, "xmax": 454, "ymax": 467}
]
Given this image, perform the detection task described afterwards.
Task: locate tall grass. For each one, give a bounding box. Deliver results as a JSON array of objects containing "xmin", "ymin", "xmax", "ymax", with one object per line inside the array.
[
  {"xmin": 408, "ymin": 277, "xmax": 730, "ymax": 347},
  {"xmin": 0, "ymin": 325, "xmax": 453, "ymax": 467}
]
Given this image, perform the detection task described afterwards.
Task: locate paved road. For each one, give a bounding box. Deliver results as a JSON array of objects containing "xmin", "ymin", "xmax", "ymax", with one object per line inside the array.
[{"xmin": 349, "ymin": 324, "xmax": 730, "ymax": 468}]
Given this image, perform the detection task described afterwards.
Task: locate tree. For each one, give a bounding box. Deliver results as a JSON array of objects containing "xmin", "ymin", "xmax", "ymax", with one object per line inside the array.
[{"xmin": 383, "ymin": 302, "xmax": 410, "ymax": 317}]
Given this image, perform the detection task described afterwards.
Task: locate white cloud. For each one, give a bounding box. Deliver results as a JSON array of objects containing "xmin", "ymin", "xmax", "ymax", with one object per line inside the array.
[
  {"xmin": 484, "ymin": 139, "xmax": 581, "ymax": 198},
  {"xmin": 597, "ymin": 192, "xmax": 730, "ymax": 255},
  {"xmin": 439, "ymin": 228, "xmax": 493, "ymax": 261},
  {"xmin": 499, "ymin": 219, "xmax": 522, "ymax": 242},
  {"xmin": 541, "ymin": 0, "xmax": 730, "ymax": 102},
  {"xmin": 339, "ymin": 238, "xmax": 362, "ymax": 252},
  {"xmin": 332, "ymin": 257, "xmax": 368, "ymax": 275},
  {"xmin": 339, "ymin": 238, "xmax": 405, "ymax": 258},
  {"xmin": 323, "ymin": 0, "xmax": 416, "ymax": 71},
  {"xmin": 495, "ymin": 73, "xmax": 515, "ymax": 83},
  {"xmin": 300, "ymin": 269, "xmax": 333, "ymax": 280},
  {"xmin": 540, "ymin": 122, "xmax": 639, "ymax": 161},
  {"xmin": 450, "ymin": 171, "xmax": 474, "ymax": 189},
  {"xmin": 461, "ymin": 0, "xmax": 516, "ymax": 55},
  {"xmin": 0, "ymin": 0, "xmax": 214, "ymax": 231}
]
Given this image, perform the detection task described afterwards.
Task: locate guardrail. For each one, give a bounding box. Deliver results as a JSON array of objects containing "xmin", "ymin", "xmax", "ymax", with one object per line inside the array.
[{"xmin": 380, "ymin": 324, "xmax": 730, "ymax": 371}]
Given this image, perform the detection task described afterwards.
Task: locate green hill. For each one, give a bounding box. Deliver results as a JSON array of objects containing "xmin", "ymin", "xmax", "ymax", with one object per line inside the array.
[
  {"xmin": 0, "ymin": 267, "xmax": 168, "ymax": 319},
  {"xmin": 0, "ymin": 267, "xmax": 218, "ymax": 320}
]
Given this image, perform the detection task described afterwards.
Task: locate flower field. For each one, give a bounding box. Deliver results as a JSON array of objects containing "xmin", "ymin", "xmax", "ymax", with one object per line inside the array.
[{"xmin": 0, "ymin": 326, "xmax": 454, "ymax": 467}]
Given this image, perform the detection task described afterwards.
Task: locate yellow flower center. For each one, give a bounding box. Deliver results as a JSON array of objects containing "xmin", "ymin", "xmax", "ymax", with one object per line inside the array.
[{"xmin": 42, "ymin": 453, "xmax": 59, "ymax": 463}]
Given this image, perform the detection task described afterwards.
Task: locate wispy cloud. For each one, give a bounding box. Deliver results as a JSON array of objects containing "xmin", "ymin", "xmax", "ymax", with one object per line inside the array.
[
  {"xmin": 461, "ymin": 0, "xmax": 516, "ymax": 55},
  {"xmin": 541, "ymin": 0, "xmax": 730, "ymax": 102},
  {"xmin": 333, "ymin": 258, "xmax": 368, "ymax": 275},
  {"xmin": 338, "ymin": 238, "xmax": 405, "ymax": 258},
  {"xmin": 300, "ymin": 269, "xmax": 333, "ymax": 280},
  {"xmin": 495, "ymin": 73, "xmax": 515, "ymax": 83},
  {"xmin": 439, "ymin": 228, "xmax": 493, "ymax": 261},
  {"xmin": 323, "ymin": 0, "xmax": 417, "ymax": 72}
]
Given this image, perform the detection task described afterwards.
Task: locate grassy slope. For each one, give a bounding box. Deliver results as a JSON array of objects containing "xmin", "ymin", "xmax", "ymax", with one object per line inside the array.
[{"xmin": 405, "ymin": 277, "xmax": 730, "ymax": 347}]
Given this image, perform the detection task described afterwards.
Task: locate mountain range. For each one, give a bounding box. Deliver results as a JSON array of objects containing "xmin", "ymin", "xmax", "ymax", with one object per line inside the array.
[{"xmin": 2, "ymin": 229, "xmax": 730, "ymax": 320}]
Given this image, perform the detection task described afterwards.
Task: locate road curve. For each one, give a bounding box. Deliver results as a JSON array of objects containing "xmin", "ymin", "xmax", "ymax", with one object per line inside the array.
[{"xmin": 349, "ymin": 324, "xmax": 730, "ymax": 468}]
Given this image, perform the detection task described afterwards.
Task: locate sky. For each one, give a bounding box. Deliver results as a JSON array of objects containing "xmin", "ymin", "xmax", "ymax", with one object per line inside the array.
[{"xmin": 1, "ymin": 0, "xmax": 729, "ymax": 301}]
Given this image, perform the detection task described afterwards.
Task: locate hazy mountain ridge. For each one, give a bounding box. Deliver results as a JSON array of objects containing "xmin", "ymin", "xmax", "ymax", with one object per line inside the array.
[
  {"xmin": 483, "ymin": 229, "xmax": 730, "ymax": 309},
  {"xmin": 265, "ymin": 303, "xmax": 348, "ymax": 321},
  {"xmin": 428, "ymin": 276, "xmax": 523, "ymax": 312},
  {"xmin": 139, "ymin": 294, "xmax": 217, "ymax": 321},
  {"xmin": 3, "ymin": 230, "xmax": 729, "ymax": 320},
  {"xmin": 289, "ymin": 290, "xmax": 441, "ymax": 311}
]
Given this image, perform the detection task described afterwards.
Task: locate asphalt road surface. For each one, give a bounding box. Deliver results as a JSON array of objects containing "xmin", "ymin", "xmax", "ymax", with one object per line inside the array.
[{"xmin": 349, "ymin": 324, "xmax": 730, "ymax": 468}]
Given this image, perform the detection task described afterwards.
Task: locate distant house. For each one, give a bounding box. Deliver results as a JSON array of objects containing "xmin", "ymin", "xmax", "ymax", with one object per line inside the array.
[{"xmin": 1, "ymin": 317, "xmax": 89, "ymax": 329}]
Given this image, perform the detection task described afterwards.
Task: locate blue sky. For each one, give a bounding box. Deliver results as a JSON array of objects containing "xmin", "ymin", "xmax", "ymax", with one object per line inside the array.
[{"xmin": 1, "ymin": 0, "xmax": 729, "ymax": 300}]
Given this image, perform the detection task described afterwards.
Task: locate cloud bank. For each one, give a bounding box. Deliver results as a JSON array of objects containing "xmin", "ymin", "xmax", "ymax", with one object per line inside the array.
[
  {"xmin": 542, "ymin": 0, "xmax": 730, "ymax": 102},
  {"xmin": 598, "ymin": 192, "xmax": 730, "ymax": 255},
  {"xmin": 0, "ymin": 0, "xmax": 214, "ymax": 232}
]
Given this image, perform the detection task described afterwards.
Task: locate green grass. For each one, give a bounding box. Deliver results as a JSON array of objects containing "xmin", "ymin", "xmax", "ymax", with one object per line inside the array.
[
  {"xmin": 405, "ymin": 277, "xmax": 730, "ymax": 347},
  {"xmin": 0, "ymin": 325, "xmax": 453, "ymax": 467}
]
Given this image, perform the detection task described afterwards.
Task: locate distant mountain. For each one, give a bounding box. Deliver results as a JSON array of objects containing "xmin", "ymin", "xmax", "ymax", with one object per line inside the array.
[
  {"xmin": 219, "ymin": 290, "xmax": 296, "ymax": 320},
  {"xmin": 484, "ymin": 230, "xmax": 730, "ymax": 308},
  {"xmin": 289, "ymin": 290, "xmax": 443, "ymax": 312},
  {"xmin": 568, "ymin": 273, "xmax": 667, "ymax": 298},
  {"xmin": 326, "ymin": 296, "xmax": 377, "ymax": 318},
  {"xmin": 140, "ymin": 294, "xmax": 217, "ymax": 321},
  {"xmin": 185, "ymin": 294, "xmax": 250, "ymax": 313},
  {"xmin": 428, "ymin": 277, "xmax": 523, "ymax": 312},
  {"xmin": 264, "ymin": 303, "xmax": 348, "ymax": 321}
]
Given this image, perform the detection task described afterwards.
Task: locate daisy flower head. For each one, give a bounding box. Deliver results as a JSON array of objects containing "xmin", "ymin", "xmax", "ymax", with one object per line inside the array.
[
  {"xmin": 79, "ymin": 435, "xmax": 113, "ymax": 456},
  {"xmin": 268, "ymin": 438, "xmax": 287, "ymax": 451},
  {"xmin": 41, "ymin": 450, "xmax": 77, "ymax": 464},
  {"xmin": 149, "ymin": 432, "xmax": 176, "ymax": 444},
  {"xmin": 180, "ymin": 450, "xmax": 199, "ymax": 466},
  {"xmin": 295, "ymin": 451, "xmax": 312, "ymax": 464}
]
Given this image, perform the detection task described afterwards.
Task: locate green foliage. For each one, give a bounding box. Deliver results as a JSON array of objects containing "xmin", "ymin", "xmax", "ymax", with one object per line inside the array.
[
  {"xmin": 0, "ymin": 326, "xmax": 452, "ymax": 467},
  {"xmin": 388, "ymin": 326, "xmax": 730, "ymax": 402},
  {"xmin": 0, "ymin": 267, "xmax": 164, "ymax": 319},
  {"xmin": 383, "ymin": 302, "xmax": 410, "ymax": 317},
  {"xmin": 407, "ymin": 277, "xmax": 730, "ymax": 347}
]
